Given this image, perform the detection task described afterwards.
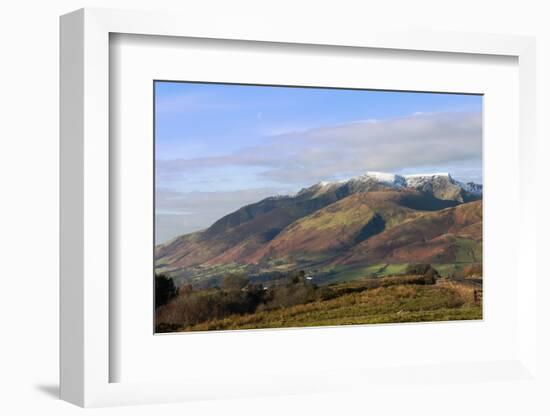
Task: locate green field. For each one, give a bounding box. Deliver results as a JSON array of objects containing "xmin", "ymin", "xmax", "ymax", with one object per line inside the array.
[
  {"xmin": 165, "ymin": 260, "xmax": 482, "ymax": 290},
  {"xmin": 310, "ymin": 262, "xmax": 478, "ymax": 284}
]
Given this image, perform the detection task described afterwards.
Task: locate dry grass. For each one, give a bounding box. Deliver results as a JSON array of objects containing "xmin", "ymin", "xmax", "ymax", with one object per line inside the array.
[
  {"xmin": 178, "ymin": 283, "xmax": 481, "ymax": 332},
  {"xmin": 436, "ymin": 279, "xmax": 481, "ymax": 306}
]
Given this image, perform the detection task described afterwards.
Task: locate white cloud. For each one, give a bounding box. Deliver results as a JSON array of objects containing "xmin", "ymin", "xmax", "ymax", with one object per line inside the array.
[
  {"xmin": 156, "ymin": 111, "xmax": 482, "ymax": 186},
  {"xmin": 155, "ymin": 111, "xmax": 483, "ymax": 242}
]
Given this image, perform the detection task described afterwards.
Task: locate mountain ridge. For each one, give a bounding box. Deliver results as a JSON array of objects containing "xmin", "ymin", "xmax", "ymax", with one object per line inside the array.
[
  {"xmin": 294, "ymin": 171, "xmax": 481, "ymax": 202},
  {"xmin": 155, "ymin": 171, "xmax": 482, "ymax": 287}
]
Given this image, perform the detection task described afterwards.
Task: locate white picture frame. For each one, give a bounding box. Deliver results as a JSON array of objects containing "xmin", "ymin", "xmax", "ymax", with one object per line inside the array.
[{"xmin": 60, "ymin": 7, "xmax": 539, "ymax": 408}]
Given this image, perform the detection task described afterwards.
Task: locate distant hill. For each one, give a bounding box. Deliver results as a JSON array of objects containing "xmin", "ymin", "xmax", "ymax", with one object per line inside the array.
[{"xmin": 155, "ymin": 172, "xmax": 482, "ymax": 287}]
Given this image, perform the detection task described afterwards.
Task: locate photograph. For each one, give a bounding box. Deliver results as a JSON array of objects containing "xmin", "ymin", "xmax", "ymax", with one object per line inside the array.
[{"xmin": 153, "ymin": 81, "xmax": 483, "ymax": 333}]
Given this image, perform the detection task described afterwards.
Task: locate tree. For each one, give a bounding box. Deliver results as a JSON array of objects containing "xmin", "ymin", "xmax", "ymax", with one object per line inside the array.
[
  {"xmin": 155, "ymin": 273, "xmax": 178, "ymax": 309},
  {"xmin": 405, "ymin": 264, "xmax": 440, "ymax": 279},
  {"xmin": 221, "ymin": 273, "xmax": 249, "ymax": 291},
  {"xmin": 287, "ymin": 270, "xmax": 306, "ymax": 285}
]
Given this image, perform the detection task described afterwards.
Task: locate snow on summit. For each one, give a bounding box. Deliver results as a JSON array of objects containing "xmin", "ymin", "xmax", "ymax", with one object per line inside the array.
[
  {"xmin": 363, "ymin": 171, "xmax": 406, "ymax": 186},
  {"xmin": 295, "ymin": 171, "xmax": 482, "ymax": 198},
  {"xmin": 404, "ymin": 172, "xmax": 451, "ymax": 179},
  {"xmin": 404, "ymin": 172, "xmax": 453, "ymax": 187},
  {"xmin": 359, "ymin": 172, "xmax": 474, "ymax": 191}
]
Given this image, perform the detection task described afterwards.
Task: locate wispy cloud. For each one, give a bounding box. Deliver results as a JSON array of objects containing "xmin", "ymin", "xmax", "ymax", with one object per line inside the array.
[{"xmin": 156, "ymin": 111, "xmax": 482, "ymax": 186}]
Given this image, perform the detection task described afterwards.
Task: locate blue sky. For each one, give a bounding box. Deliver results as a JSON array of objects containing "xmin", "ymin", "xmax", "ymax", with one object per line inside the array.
[{"xmin": 155, "ymin": 81, "xmax": 482, "ymax": 242}]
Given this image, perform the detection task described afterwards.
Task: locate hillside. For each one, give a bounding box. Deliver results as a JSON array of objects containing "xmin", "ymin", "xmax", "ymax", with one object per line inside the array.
[
  {"xmin": 155, "ymin": 172, "xmax": 482, "ymax": 287},
  {"xmin": 156, "ymin": 275, "xmax": 482, "ymax": 332},
  {"xmin": 341, "ymin": 199, "xmax": 482, "ymax": 265}
]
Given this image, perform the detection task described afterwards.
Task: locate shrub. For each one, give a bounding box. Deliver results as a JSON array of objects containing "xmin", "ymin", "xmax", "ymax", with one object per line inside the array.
[
  {"xmin": 463, "ymin": 264, "xmax": 482, "ymax": 278},
  {"xmin": 380, "ymin": 274, "xmax": 436, "ymax": 287},
  {"xmin": 405, "ymin": 264, "xmax": 440, "ymax": 279},
  {"xmin": 156, "ymin": 280, "xmax": 269, "ymax": 330},
  {"xmin": 286, "ymin": 270, "xmax": 306, "ymax": 285},
  {"xmin": 264, "ymin": 276, "xmax": 317, "ymax": 310},
  {"xmin": 221, "ymin": 273, "xmax": 249, "ymax": 291}
]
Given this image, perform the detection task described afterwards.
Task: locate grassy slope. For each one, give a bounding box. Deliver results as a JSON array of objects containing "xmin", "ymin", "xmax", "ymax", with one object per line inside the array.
[
  {"xmin": 178, "ymin": 280, "xmax": 482, "ymax": 332},
  {"xmin": 248, "ymin": 191, "xmax": 423, "ymax": 263},
  {"xmin": 303, "ymin": 261, "xmax": 479, "ymax": 285},
  {"xmin": 155, "ymin": 185, "xmax": 348, "ymax": 269},
  {"xmin": 342, "ymin": 200, "xmax": 482, "ymax": 265},
  {"xmin": 157, "ymin": 194, "xmax": 482, "ymax": 288}
]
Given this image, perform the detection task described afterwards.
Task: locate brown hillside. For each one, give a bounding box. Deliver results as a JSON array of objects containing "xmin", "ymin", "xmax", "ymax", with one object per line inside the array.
[
  {"xmin": 340, "ymin": 200, "xmax": 482, "ymax": 264},
  {"xmin": 244, "ymin": 190, "xmax": 426, "ymax": 263}
]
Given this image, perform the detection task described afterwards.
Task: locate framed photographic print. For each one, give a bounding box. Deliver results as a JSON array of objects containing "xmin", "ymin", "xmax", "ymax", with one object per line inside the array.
[
  {"xmin": 153, "ymin": 81, "xmax": 484, "ymax": 334},
  {"xmin": 60, "ymin": 7, "xmax": 540, "ymax": 409}
]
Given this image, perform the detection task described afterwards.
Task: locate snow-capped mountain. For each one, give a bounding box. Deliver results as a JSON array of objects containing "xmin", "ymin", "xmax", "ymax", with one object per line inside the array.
[
  {"xmin": 356, "ymin": 171, "xmax": 407, "ymax": 187},
  {"xmin": 295, "ymin": 171, "xmax": 482, "ymax": 203},
  {"xmin": 156, "ymin": 170, "xmax": 483, "ymax": 287},
  {"xmin": 404, "ymin": 172, "xmax": 482, "ymax": 196}
]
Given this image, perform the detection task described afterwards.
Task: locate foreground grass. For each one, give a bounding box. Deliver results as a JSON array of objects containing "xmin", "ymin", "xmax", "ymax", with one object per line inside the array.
[{"xmin": 179, "ymin": 282, "xmax": 482, "ymax": 332}]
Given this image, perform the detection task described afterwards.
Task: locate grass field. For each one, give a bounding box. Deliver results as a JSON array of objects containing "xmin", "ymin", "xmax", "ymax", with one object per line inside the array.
[
  {"xmin": 312, "ymin": 262, "xmax": 477, "ymax": 284},
  {"xmin": 162, "ymin": 256, "xmax": 482, "ymax": 290},
  {"xmin": 156, "ymin": 274, "xmax": 482, "ymax": 332}
]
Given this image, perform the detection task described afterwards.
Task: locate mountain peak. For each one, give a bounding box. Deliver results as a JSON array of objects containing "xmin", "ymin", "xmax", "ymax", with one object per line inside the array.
[
  {"xmin": 404, "ymin": 172, "xmax": 455, "ymax": 187},
  {"xmin": 362, "ymin": 171, "xmax": 406, "ymax": 186},
  {"xmin": 404, "ymin": 172, "xmax": 452, "ymax": 179},
  {"xmin": 296, "ymin": 171, "xmax": 481, "ymax": 201}
]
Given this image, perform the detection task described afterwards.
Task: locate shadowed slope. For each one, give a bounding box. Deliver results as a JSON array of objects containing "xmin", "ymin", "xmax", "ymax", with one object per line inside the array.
[
  {"xmin": 341, "ymin": 200, "xmax": 482, "ymax": 265},
  {"xmin": 244, "ymin": 190, "xmax": 445, "ymax": 263}
]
